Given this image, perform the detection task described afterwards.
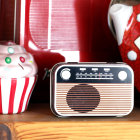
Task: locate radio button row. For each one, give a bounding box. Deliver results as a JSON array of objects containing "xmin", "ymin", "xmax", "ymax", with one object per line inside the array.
[
  {"xmin": 118, "ymin": 71, "xmax": 127, "ymax": 81},
  {"xmin": 104, "ymin": 68, "xmax": 110, "ymax": 72},
  {"xmin": 92, "ymin": 68, "xmax": 98, "ymax": 72},
  {"xmin": 80, "ymin": 68, "xmax": 86, "ymax": 71}
]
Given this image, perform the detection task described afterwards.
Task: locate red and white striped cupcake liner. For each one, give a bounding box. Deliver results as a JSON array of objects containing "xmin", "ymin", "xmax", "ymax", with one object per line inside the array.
[{"xmin": 0, "ymin": 76, "xmax": 37, "ymax": 114}]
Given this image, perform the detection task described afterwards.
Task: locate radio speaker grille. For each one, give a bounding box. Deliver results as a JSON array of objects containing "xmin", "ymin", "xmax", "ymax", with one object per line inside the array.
[
  {"xmin": 66, "ymin": 84, "xmax": 100, "ymax": 113},
  {"xmin": 55, "ymin": 83, "xmax": 133, "ymax": 116}
]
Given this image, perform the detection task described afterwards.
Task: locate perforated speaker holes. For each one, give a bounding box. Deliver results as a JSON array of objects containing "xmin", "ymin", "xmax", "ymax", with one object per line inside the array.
[{"xmin": 66, "ymin": 84, "xmax": 100, "ymax": 113}]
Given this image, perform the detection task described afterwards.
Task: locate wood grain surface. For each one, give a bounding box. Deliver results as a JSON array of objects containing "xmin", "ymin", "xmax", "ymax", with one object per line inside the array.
[
  {"xmin": 1, "ymin": 104, "xmax": 140, "ymax": 140},
  {"xmin": 6, "ymin": 122, "xmax": 140, "ymax": 140}
]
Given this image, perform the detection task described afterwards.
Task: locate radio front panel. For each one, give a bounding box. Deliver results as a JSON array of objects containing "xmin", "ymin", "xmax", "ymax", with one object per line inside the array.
[
  {"xmin": 51, "ymin": 63, "xmax": 134, "ymax": 117},
  {"xmin": 56, "ymin": 66, "xmax": 132, "ymax": 83}
]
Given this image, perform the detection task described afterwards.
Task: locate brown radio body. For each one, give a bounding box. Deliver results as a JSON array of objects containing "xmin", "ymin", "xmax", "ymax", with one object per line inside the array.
[{"xmin": 51, "ymin": 63, "xmax": 134, "ymax": 117}]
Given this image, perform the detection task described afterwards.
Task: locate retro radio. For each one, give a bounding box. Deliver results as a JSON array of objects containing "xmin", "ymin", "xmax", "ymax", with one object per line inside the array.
[{"xmin": 51, "ymin": 63, "xmax": 134, "ymax": 117}]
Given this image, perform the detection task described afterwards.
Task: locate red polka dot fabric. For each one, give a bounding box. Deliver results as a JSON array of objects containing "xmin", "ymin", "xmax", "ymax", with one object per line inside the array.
[{"xmin": 120, "ymin": 4, "xmax": 140, "ymax": 92}]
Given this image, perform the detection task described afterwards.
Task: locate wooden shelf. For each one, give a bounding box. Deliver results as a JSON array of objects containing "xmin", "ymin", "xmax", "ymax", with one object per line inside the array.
[{"xmin": 2, "ymin": 104, "xmax": 140, "ymax": 140}]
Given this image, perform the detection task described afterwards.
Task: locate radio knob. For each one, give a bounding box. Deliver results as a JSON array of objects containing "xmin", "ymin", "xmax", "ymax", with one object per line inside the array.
[
  {"xmin": 61, "ymin": 69, "xmax": 71, "ymax": 80},
  {"xmin": 118, "ymin": 71, "xmax": 127, "ymax": 81}
]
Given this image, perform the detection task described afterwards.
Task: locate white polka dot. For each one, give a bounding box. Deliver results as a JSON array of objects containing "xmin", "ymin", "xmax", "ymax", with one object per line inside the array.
[
  {"xmin": 127, "ymin": 51, "xmax": 137, "ymax": 61},
  {"xmin": 137, "ymin": 14, "xmax": 140, "ymax": 22}
]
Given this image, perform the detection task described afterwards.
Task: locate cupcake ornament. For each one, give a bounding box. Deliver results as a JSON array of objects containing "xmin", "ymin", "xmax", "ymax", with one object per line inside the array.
[{"xmin": 0, "ymin": 45, "xmax": 37, "ymax": 114}]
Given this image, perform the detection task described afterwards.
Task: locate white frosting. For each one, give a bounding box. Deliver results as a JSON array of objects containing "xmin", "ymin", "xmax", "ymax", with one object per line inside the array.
[
  {"xmin": 109, "ymin": 4, "xmax": 133, "ymax": 45},
  {"xmin": 0, "ymin": 45, "xmax": 38, "ymax": 78}
]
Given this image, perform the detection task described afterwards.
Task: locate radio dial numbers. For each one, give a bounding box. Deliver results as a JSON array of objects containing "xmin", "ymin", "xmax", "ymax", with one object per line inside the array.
[{"xmin": 62, "ymin": 69, "xmax": 128, "ymax": 81}]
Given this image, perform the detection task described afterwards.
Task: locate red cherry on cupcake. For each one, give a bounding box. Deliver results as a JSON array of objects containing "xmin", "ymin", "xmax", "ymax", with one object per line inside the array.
[{"xmin": 20, "ymin": 57, "xmax": 25, "ymax": 63}]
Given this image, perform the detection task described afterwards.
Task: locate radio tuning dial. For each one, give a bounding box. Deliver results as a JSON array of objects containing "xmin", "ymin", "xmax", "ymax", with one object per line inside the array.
[
  {"xmin": 118, "ymin": 71, "xmax": 127, "ymax": 81},
  {"xmin": 60, "ymin": 69, "xmax": 71, "ymax": 80}
]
